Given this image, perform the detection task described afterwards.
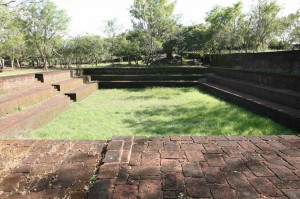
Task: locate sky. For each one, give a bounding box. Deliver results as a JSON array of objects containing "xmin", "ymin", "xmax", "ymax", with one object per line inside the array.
[{"xmin": 51, "ymin": 0, "xmax": 300, "ymax": 37}]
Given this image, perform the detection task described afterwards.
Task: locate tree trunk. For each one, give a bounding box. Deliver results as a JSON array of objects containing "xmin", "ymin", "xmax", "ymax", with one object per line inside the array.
[
  {"xmin": 16, "ymin": 59, "xmax": 20, "ymax": 68},
  {"xmin": 128, "ymin": 56, "xmax": 132, "ymax": 65},
  {"xmin": 10, "ymin": 58, "xmax": 14, "ymax": 68},
  {"xmin": 42, "ymin": 56, "xmax": 48, "ymax": 71},
  {"xmin": 181, "ymin": 52, "xmax": 183, "ymax": 66}
]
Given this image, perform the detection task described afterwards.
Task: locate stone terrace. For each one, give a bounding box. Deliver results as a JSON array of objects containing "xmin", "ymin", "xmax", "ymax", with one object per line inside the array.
[{"xmin": 0, "ymin": 136, "xmax": 300, "ymax": 198}]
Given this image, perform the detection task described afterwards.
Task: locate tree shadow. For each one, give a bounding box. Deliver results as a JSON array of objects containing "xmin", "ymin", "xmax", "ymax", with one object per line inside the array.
[{"xmin": 122, "ymin": 102, "xmax": 295, "ymax": 136}]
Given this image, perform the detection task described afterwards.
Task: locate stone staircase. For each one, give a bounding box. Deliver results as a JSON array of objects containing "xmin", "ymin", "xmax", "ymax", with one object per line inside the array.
[
  {"xmin": 0, "ymin": 70, "xmax": 98, "ymax": 136},
  {"xmin": 83, "ymin": 67, "xmax": 210, "ymax": 88},
  {"xmin": 198, "ymin": 68, "xmax": 300, "ymax": 131}
]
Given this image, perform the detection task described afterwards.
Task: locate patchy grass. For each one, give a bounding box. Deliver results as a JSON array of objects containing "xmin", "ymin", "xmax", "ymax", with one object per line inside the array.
[{"xmin": 20, "ymin": 88, "xmax": 296, "ymax": 140}]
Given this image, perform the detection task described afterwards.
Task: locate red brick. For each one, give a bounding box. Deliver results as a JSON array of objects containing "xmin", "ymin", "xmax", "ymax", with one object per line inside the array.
[
  {"xmin": 163, "ymin": 173, "xmax": 185, "ymax": 191},
  {"xmin": 164, "ymin": 141, "xmax": 180, "ymax": 151},
  {"xmin": 185, "ymin": 178, "xmax": 211, "ymax": 198},
  {"xmin": 268, "ymin": 177, "xmax": 300, "ymax": 189},
  {"xmin": 247, "ymin": 162, "xmax": 274, "ymax": 177},
  {"xmin": 205, "ymin": 154, "xmax": 226, "ymax": 167},
  {"xmin": 147, "ymin": 141, "xmax": 163, "ymax": 151},
  {"xmin": 131, "ymin": 144, "xmax": 146, "ymax": 153},
  {"xmin": 88, "ymin": 180, "xmax": 114, "ymax": 198},
  {"xmin": 203, "ymin": 143, "xmax": 223, "ymax": 154},
  {"xmin": 225, "ymin": 172, "xmax": 259, "ymax": 198},
  {"xmin": 141, "ymin": 152, "xmax": 160, "ymax": 166},
  {"xmin": 191, "ymin": 136, "xmax": 208, "ymax": 143},
  {"xmin": 267, "ymin": 140, "xmax": 289, "ymax": 150},
  {"xmin": 216, "ymin": 141, "xmax": 239, "ymax": 147},
  {"xmin": 116, "ymin": 165, "xmax": 129, "ymax": 184},
  {"xmin": 238, "ymin": 141, "xmax": 259, "ymax": 151},
  {"xmin": 248, "ymin": 177, "xmax": 283, "ymax": 197},
  {"xmin": 163, "ymin": 191, "xmax": 178, "ymax": 199},
  {"xmin": 254, "ymin": 142, "xmax": 277, "ymax": 152},
  {"xmin": 180, "ymin": 143, "xmax": 204, "ymax": 151},
  {"xmin": 280, "ymin": 148, "xmax": 300, "ymax": 157},
  {"xmin": 98, "ymin": 164, "xmax": 119, "ymax": 179},
  {"xmin": 224, "ymin": 158, "xmax": 248, "ymax": 172},
  {"xmin": 283, "ymin": 157, "xmax": 300, "ymax": 168},
  {"xmin": 112, "ymin": 136, "xmax": 133, "ymax": 141},
  {"xmin": 282, "ymin": 189, "xmax": 300, "ymax": 199},
  {"xmin": 103, "ymin": 151, "xmax": 121, "ymax": 163},
  {"xmin": 130, "ymin": 166, "xmax": 160, "ymax": 177},
  {"xmin": 203, "ymin": 167, "xmax": 227, "ymax": 184},
  {"xmin": 139, "ymin": 180, "xmax": 162, "ymax": 198},
  {"xmin": 113, "ymin": 184, "xmax": 138, "ymax": 199},
  {"xmin": 129, "ymin": 152, "xmax": 141, "ymax": 166},
  {"xmin": 226, "ymin": 136, "xmax": 247, "ymax": 141},
  {"xmin": 222, "ymin": 146, "xmax": 242, "ymax": 157},
  {"xmin": 210, "ymin": 184, "xmax": 237, "ymax": 199},
  {"xmin": 121, "ymin": 150, "xmax": 130, "ymax": 163},
  {"xmin": 161, "ymin": 159, "xmax": 182, "ymax": 173},
  {"xmin": 208, "ymin": 136, "xmax": 228, "ymax": 141},
  {"xmin": 170, "ymin": 136, "xmax": 192, "ymax": 141},
  {"xmin": 123, "ymin": 141, "xmax": 133, "ymax": 150},
  {"xmin": 242, "ymin": 152, "xmax": 264, "ymax": 162},
  {"xmin": 108, "ymin": 140, "xmax": 123, "ymax": 150},
  {"xmin": 0, "ymin": 174, "xmax": 24, "ymax": 192},
  {"xmin": 161, "ymin": 151, "xmax": 186, "ymax": 159},
  {"xmin": 185, "ymin": 151, "xmax": 205, "ymax": 162},
  {"xmin": 182, "ymin": 163, "xmax": 203, "ymax": 177},
  {"xmin": 269, "ymin": 166, "xmax": 299, "ymax": 181},
  {"xmin": 262, "ymin": 154, "xmax": 292, "ymax": 168}
]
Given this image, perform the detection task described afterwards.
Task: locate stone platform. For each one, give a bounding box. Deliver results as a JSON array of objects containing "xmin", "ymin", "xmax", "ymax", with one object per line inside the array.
[{"xmin": 0, "ymin": 136, "xmax": 300, "ymax": 198}]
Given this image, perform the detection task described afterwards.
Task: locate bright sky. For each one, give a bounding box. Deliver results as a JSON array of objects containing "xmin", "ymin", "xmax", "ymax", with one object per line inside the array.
[{"xmin": 51, "ymin": 0, "xmax": 300, "ymax": 36}]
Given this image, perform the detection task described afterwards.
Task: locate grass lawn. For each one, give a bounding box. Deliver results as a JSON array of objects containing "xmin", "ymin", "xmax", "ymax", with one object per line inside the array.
[{"xmin": 20, "ymin": 87, "xmax": 296, "ymax": 140}]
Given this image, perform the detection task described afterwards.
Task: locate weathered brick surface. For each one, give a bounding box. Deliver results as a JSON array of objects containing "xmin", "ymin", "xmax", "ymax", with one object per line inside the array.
[{"xmin": 1, "ymin": 136, "xmax": 300, "ymax": 198}]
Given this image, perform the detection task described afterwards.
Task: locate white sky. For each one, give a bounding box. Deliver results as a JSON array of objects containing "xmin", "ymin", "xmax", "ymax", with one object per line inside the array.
[{"xmin": 51, "ymin": 0, "xmax": 300, "ymax": 36}]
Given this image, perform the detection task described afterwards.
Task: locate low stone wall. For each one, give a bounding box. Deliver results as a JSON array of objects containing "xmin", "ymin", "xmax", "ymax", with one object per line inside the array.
[
  {"xmin": 83, "ymin": 67, "xmax": 211, "ymax": 75},
  {"xmin": 212, "ymin": 68, "xmax": 300, "ymax": 92},
  {"xmin": 203, "ymin": 51, "xmax": 300, "ymax": 74},
  {"xmin": 0, "ymin": 73, "xmax": 39, "ymax": 95}
]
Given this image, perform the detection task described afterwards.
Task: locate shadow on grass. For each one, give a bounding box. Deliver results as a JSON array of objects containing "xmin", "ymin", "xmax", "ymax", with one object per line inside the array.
[{"xmin": 123, "ymin": 102, "xmax": 295, "ymax": 136}]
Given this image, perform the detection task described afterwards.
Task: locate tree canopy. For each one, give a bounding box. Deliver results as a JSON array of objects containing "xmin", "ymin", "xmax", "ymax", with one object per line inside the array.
[{"xmin": 0, "ymin": 0, "xmax": 299, "ymax": 68}]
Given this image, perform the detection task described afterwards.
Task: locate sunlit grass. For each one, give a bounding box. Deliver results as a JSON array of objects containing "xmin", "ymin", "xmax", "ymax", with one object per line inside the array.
[{"xmin": 21, "ymin": 88, "xmax": 296, "ymax": 140}]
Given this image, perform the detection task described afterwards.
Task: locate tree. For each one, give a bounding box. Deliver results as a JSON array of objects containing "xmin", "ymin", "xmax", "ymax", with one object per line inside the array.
[
  {"xmin": 277, "ymin": 10, "xmax": 300, "ymax": 46},
  {"xmin": 205, "ymin": 2, "xmax": 244, "ymax": 54},
  {"xmin": 20, "ymin": 0, "xmax": 70, "ymax": 70},
  {"xmin": 130, "ymin": 0, "xmax": 177, "ymax": 65},
  {"xmin": 103, "ymin": 18, "xmax": 122, "ymax": 66},
  {"xmin": 249, "ymin": 0, "xmax": 281, "ymax": 50}
]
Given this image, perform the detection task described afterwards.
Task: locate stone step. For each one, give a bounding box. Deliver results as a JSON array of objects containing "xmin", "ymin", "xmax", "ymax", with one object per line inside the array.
[
  {"xmin": 0, "ymin": 73, "xmax": 42, "ymax": 95},
  {"xmin": 198, "ymin": 82, "xmax": 300, "ymax": 131},
  {"xmin": 83, "ymin": 67, "xmax": 211, "ymax": 75},
  {"xmin": 98, "ymin": 81, "xmax": 198, "ymax": 89},
  {"xmin": 0, "ymin": 85, "xmax": 58, "ymax": 118},
  {"xmin": 208, "ymin": 75, "xmax": 300, "ymax": 110},
  {"xmin": 91, "ymin": 74, "xmax": 205, "ymax": 82},
  {"xmin": 35, "ymin": 70, "xmax": 71, "ymax": 83},
  {"xmin": 0, "ymin": 94, "xmax": 71, "ymax": 136},
  {"xmin": 65, "ymin": 83, "xmax": 98, "ymax": 102},
  {"xmin": 211, "ymin": 68, "xmax": 300, "ymax": 92},
  {"xmin": 52, "ymin": 78, "xmax": 84, "ymax": 92}
]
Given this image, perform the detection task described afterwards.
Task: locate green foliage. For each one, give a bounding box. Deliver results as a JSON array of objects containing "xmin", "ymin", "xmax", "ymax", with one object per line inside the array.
[
  {"xmin": 19, "ymin": 88, "xmax": 296, "ymax": 140},
  {"xmin": 130, "ymin": 0, "xmax": 178, "ymax": 64},
  {"xmin": 20, "ymin": 0, "xmax": 70, "ymax": 69}
]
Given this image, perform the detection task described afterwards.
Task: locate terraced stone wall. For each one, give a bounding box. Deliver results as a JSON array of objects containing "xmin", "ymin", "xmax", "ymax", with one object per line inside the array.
[{"xmin": 203, "ymin": 51, "xmax": 300, "ymax": 74}]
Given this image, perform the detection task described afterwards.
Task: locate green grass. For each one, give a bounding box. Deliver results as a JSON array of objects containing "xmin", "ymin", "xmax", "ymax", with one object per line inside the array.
[{"xmin": 20, "ymin": 88, "xmax": 296, "ymax": 140}]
